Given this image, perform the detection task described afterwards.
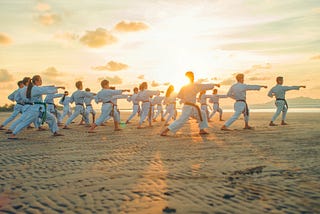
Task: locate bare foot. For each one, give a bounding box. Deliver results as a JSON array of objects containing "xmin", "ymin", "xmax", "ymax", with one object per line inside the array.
[
  {"xmin": 5, "ymin": 130, "xmax": 13, "ymax": 134},
  {"xmin": 199, "ymin": 130, "xmax": 209, "ymax": 135},
  {"xmin": 269, "ymin": 122, "xmax": 277, "ymax": 126},
  {"xmin": 244, "ymin": 126, "xmax": 255, "ymax": 130},
  {"xmin": 8, "ymin": 134, "xmax": 18, "ymax": 140},
  {"xmin": 53, "ymin": 132, "xmax": 64, "ymax": 136},
  {"xmin": 160, "ymin": 128, "xmax": 169, "ymax": 136},
  {"xmin": 221, "ymin": 125, "xmax": 232, "ymax": 131}
]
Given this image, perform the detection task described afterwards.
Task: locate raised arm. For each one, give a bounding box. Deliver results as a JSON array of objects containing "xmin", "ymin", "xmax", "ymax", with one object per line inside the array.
[
  {"xmin": 283, "ymin": 85, "xmax": 306, "ymax": 91},
  {"xmin": 245, "ymin": 84, "xmax": 267, "ymax": 91}
]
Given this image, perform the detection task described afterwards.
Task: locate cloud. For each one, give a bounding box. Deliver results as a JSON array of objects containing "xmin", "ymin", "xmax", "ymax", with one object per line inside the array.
[
  {"xmin": 0, "ymin": 69, "xmax": 14, "ymax": 82},
  {"xmin": 244, "ymin": 63, "xmax": 272, "ymax": 74},
  {"xmin": 137, "ymin": 75, "xmax": 145, "ymax": 80},
  {"xmin": 151, "ymin": 80, "xmax": 160, "ymax": 87},
  {"xmin": 80, "ymin": 28, "xmax": 117, "ymax": 48},
  {"xmin": 114, "ymin": 21, "xmax": 148, "ymax": 32},
  {"xmin": 98, "ymin": 75, "xmax": 123, "ymax": 85},
  {"xmin": 0, "ymin": 33, "xmax": 12, "ymax": 45},
  {"xmin": 248, "ymin": 77, "xmax": 271, "ymax": 81},
  {"xmin": 41, "ymin": 67, "xmax": 65, "ymax": 85},
  {"xmin": 54, "ymin": 32, "xmax": 79, "ymax": 42},
  {"xmin": 35, "ymin": 3, "xmax": 51, "ymax": 12},
  {"xmin": 310, "ymin": 55, "xmax": 320, "ymax": 60},
  {"xmin": 92, "ymin": 61, "xmax": 128, "ymax": 71},
  {"xmin": 36, "ymin": 13, "xmax": 61, "ymax": 26},
  {"xmin": 42, "ymin": 67, "xmax": 63, "ymax": 76},
  {"xmin": 196, "ymin": 78, "xmax": 209, "ymax": 83},
  {"xmin": 219, "ymin": 77, "xmax": 235, "ymax": 86}
]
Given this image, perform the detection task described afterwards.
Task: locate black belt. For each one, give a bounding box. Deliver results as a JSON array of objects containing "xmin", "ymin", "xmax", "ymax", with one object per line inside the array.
[
  {"xmin": 236, "ymin": 100, "xmax": 249, "ymax": 116},
  {"xmin": 24, "ymin": 102, "xmax": 33, "ymax": 105},
  {"xmin": 76, "ymin": 103, "xmax": 84, "ymax": 106},
  {"xmin": 185, "ymin": 102, "xmax": 202, "ymax": 121},
  {"xmin": 276, "ymin": 98, "xmax": 288, "ymax": 109},
  {"xmin": 86, "ymin": 104, "xmax": 92, "ymax": 107},
  {"xmin": 17, "ymin": 103, "xmax": 24, "ymax": 105},
  {"xmin": 103, "ymin": 101, "xmax": 112, "ymax": 104}
]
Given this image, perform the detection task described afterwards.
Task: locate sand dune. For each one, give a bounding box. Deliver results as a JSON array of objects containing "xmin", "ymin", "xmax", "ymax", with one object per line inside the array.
[{"xmin": 0, "ymin": 112, "xmax": 319, "ymax": 213}]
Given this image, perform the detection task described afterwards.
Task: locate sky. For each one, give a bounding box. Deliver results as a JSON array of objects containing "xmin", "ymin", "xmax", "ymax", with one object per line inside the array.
[{"xmin": 0, "ymin": 0, "xmax": 319, "ymax": 108}]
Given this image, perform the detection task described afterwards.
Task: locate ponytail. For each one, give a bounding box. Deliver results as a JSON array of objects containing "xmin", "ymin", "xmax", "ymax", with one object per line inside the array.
[
  {"xmin": 26, "ymin": 75, "xmax": 41, "ymax": 99},
  {"xmin": 165, "ymin": 85, "xmax": 174, "ymax": 97},
  {"xmin": 26, "ymin": 79, "xmax": 33, "ymax": 99}
]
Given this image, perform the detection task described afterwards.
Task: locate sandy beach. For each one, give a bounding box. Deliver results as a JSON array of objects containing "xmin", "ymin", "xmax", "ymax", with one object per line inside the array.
[{"xmin": 0, "ymin": 111, "xmax": 319, "ymax": 213}]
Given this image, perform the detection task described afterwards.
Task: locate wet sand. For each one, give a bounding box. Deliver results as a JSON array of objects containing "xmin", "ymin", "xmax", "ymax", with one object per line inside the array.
[{"xmin": 0, "ymin": 111, "xmax": 319, "ymax": 213}]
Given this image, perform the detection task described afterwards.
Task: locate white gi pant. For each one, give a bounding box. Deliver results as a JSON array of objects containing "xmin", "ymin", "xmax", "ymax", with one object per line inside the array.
[
  {"xmin": 168, "ymin": 105, "xmax": 208, "ymax": 133},
  {"xmin": 153, "ymin": 105, "xmax": 163, "ymax": 120},
  {"xmin": 65, "ymin": 105, "xmax": 89, "ymax": 126},
  {"xmin": 209, "ymin": 103, "xmax": 222, "ymax": 119},
  {"xmin": 95, "ymin": 103, "xmax": 113, "ymax": 125},
  {"xmin": 105, "ymin": 105, "xmax": 120, "ymax": 123},
  {"xmin": 13, "ymin": 105, "xmax": 58, "ymax": 135},
  {"xmin": 2, "ymin": 104, "xmax": 24, "ymax": 126},
  {"xmin": 9, "ymin": 104, "xmax": 39, "ymax": 130},
  {"xmin": 61, "ymin": 105, "xmax": 72, "ymax": 121},
  {"xmin": 164, "ymin": 103, "xmax": 176, "ymax": 124},
  {"xmin": 201, "ymin": 104, "xmax": 210, "ymax": 120},
  {"xmin": 47, "ymin": 104, "xmax": 62, "ymax": 123},
  {"xmin": 271, "ymin": 100, "xmax": 288, "ymax": 122},
  {"xmin": 127, "ymin": 104, "xmax": 140, "ymax": 122},
  {"xmin": 139, "ymin": 102, "xmax": 151, "ymax": 125},
  {"xmin": 224, "ymin": 101, "xmax": 249, "ymax": 127}
]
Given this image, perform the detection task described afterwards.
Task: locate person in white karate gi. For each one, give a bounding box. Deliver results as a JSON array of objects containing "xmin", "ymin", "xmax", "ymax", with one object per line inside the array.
[
  {"xmin": 151, "ymin": 94, "xmax": 165, "ymax": 122},
  {"xmin": 104, "ymin": 86, "xmax": 129, "ymax": 126},
  {"xmin": 136, "ymin": 82, "xmax": 160, "ymax": 129},
  {"xmin": 268, "ymin": 76, "xmax": 306, "ymax": 126},
  {"xmin": 161, "ymin": 71, "xmax": 220, "ymax": 136},
  {"xmin": 59, "ymin": 91, "xmax": 72, "ymax": 122},
  {"xmin": 63, "ymin": 81, "xmax": 93, "ymax": 129},
  {"xmin": 0, "ymin": 80, "xmax": 25, "ymax": 130},
  {"xmin": 88, "ymin": 80, "xmax": 129, "ymax": 132},
  {"xmin": 44, "ymin": 92, "xmax": 64, "ymax": 125},
  {"xmin": 125, "ymin": 87, "xmax": 140, "ymax": 124},
  {"xmin": 8, "ymin": 75, "xmax": 65, "ymax": 139},
  {"xmin": 208, "ymin": 89, "xmax": 228, "ymax": 121},
  {"xmin": 163, "ymin": 85, "xmax": 177, "ymax": 126},
  {"xmin": 221, "ymin": 73, "xmax": 267, "ymax": 131},
  {"xmin": 198, "ymin": 90, "xmax": 213, "ymax": 122},
  {"xmin": 79, "ymin": 88, "xmax": 96, "ymax": 125}
]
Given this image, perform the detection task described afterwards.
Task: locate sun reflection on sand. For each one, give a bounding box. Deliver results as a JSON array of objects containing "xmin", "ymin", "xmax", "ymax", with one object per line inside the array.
[{"xmin": 120, "ymin": 152, "xmax": 168, "ymax": 213}]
